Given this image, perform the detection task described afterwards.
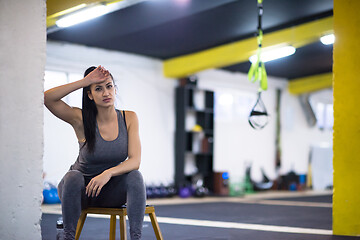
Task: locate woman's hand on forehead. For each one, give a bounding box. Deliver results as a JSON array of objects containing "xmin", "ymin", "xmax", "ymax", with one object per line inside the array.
[{"xmin": 85, "ymin": 65, "xmax": 110, "ymax": 85}]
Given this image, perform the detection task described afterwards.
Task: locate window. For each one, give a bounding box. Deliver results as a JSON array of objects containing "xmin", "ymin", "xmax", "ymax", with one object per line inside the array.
[
  {"xmin": 44, "ymin": 70, "xmax": 83, "ymax": 107},
  {"xmin": 309, "ymin": 89, "xmax": 333, "ymax": 131},
  {"xmin": 215, "ymin": 91, "xmax": 256, "ymax": 122},
  {"xmin": 44, "ymin": 71, "xmax": 67, "ymax": 92}
]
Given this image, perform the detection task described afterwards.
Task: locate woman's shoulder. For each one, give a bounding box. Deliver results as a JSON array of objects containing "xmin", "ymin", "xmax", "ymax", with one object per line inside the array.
[
  {"xmin": 117, "ymin": 109, "xmax": 137, "ymax": 116},
  {"xmin": 118, "ymin": 109, "xmax": 139, "ymax": 125}
]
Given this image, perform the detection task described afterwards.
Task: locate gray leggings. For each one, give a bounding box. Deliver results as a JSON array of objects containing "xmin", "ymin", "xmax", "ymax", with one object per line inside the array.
[{"xmin": 58, "ymin": 169, "xmax": 146, "ymax": 240}]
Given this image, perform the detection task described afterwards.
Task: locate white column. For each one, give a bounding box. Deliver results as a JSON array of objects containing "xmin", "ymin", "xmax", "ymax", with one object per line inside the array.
[{"xmin": 0, "ymin": 0, "xmax": 46, "ymax": 239}]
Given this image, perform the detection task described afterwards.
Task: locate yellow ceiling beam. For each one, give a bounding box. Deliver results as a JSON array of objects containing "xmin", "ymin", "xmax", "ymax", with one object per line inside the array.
[
  {"xmin": 163, "ymin": 16, "xmax": 333, "ymax": 78},
  {"xmin": 288, "ymin": 72, "xmax": 333, "ymax": 95},
  {"xmin": 46, "ymin": 0, "xmax": 123, "ymax": 28}
]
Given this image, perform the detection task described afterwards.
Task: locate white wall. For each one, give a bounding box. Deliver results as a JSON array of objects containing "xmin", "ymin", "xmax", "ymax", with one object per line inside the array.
[
  {"xmin": 0, "ymin": 1, "xmax": 46, "ymax": 239},
  {"xmin": 44, "ymin": 41, "xmax": 176, "ymax": 185}
]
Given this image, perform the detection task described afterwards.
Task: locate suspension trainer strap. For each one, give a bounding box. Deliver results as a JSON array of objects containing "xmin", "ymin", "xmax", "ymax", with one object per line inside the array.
[
  {"xmin": 248, "ymin": 91, "xmax": 269, "ymax": 130},
  {"xmin": 248, "ymin": 0, "xmax": 267, "ymax": 92}
]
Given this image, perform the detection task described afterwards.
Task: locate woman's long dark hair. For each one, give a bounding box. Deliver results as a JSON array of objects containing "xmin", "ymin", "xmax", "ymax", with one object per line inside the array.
[
  {"xmin": 82, "ymin": 66, "xmax": 98, "ymax": 153},
  {"xmin": 82, "ymin": 66, "xmax": 115, "ymax": 152}
]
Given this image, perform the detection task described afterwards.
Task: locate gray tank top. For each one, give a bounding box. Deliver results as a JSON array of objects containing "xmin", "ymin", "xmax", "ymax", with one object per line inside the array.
[{"xmin": 70, "ymin": 109, "xmax": 128, "ymax": 177}]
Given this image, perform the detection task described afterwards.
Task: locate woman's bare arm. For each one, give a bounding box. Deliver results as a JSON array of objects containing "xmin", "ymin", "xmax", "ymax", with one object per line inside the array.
[{"xmin": 44, "ymin": 66, "xmax": 109, "ymax": 126}]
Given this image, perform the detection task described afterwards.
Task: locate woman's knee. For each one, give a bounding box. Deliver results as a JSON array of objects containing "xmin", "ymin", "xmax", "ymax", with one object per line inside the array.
[
  {"xmin": 64, "ymin": 170, "xmax": 84, "ymax": 182},
  {"xmin": 59, "ymin": 170, "xmax": 84, "ymax": 194},
  {"xmin": 126, "ymin": 170, "xmax": 145, "ymax": 188}
]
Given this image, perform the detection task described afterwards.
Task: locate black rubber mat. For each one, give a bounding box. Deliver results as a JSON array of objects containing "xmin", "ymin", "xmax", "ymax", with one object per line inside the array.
[
  {"xmin": 41, "ymin": 198, "xmax": 360, "ymax": 240},
  {"xmin": 268, "ymin": 194, "xmax": 332, "ymax": 203},
  {"xmin": 41, "ymin": 213, "xmax": 360, "ymax": 240},
  {"xmin": 153, "ymin": 202, "xmax": 332, "ymax": 229}
]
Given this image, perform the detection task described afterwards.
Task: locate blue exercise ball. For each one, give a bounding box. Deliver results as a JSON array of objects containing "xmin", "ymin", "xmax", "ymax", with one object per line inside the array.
[{"xmin": 43, "ymin": 188, "xmax": 60, "ymax": 204}]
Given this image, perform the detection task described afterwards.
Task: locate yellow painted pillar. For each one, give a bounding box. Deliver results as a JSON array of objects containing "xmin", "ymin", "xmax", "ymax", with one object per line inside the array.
[{"xmin": 333, "ymin": 0, "xmax": 360, "ymax": 236}]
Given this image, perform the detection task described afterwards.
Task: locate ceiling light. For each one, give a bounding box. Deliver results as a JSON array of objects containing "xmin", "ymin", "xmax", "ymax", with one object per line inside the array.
[
  {"xmin": 175, "ymin": 0, "xmax": 191, "ymax": 6},
  {"xmin": 320, "ymin": 34, "xmax": 335, "ymax": 45},
  {"xmin": 249, "ymin": 46, "xmax": 296, "ymax": 63},
  {"xmin": 56, "ymin": 5, "xmax": 109, "ymax": 28}
]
